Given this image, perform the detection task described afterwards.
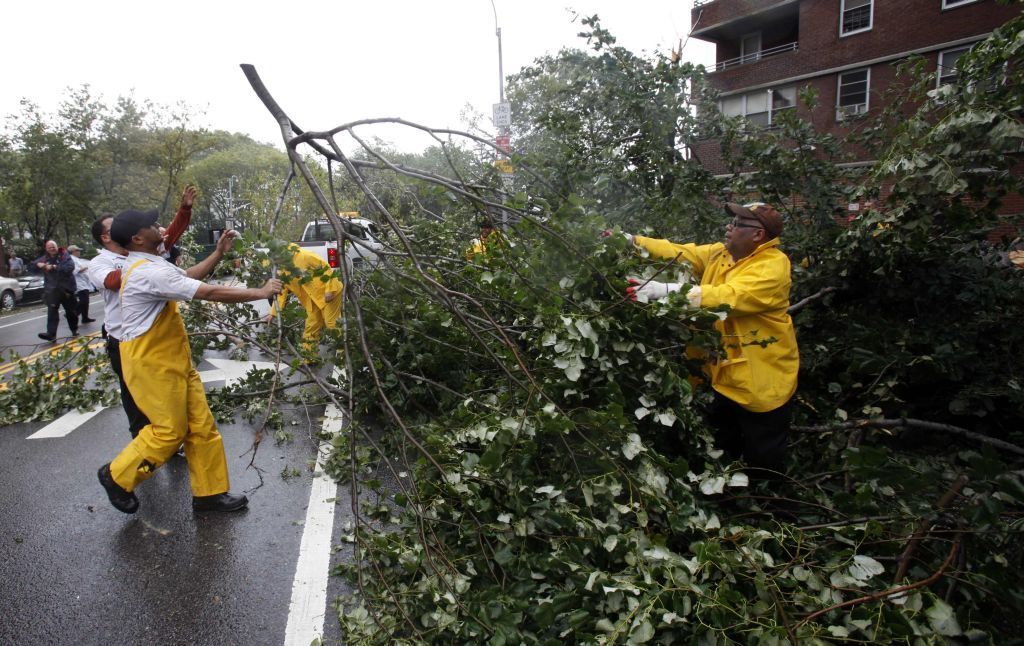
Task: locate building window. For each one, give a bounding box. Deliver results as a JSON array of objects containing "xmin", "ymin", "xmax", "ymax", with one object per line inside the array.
[
  {"xmin": 740, "ymin": 32, "xmax": 762, "ymax": 64},
  {"xmin": 942, "ymin": 0, "xmax": 980, "ymax": 8},
  {"xmin": 937, "ymin": 46, "xmax": 970, "ymax": 87},
  {"xmin": 837, "ymin": 69, "xmax": 870, "ymax": 120},
  {"xmin": 840, "ymin": 0, "xmax": 873, "ymax": 36},
  {"xmin": 721, "ymin": 85, "xmax": 798, "ymax": 127}
]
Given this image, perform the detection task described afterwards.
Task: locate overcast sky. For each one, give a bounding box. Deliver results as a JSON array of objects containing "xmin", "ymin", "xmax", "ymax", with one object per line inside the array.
[{"xmin": 1, "ymin": 1, "xmax": 713, "ymax": 153}]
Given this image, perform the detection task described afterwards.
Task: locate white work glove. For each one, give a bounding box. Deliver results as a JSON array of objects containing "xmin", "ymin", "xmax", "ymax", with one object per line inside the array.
[{"xmin": 626, "ymin": 278, "xmax": 701, "ymax": 307}]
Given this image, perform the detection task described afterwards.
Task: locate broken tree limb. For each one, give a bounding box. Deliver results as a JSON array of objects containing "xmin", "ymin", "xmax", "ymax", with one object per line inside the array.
[
  {"xmin": 788, "ymin": 285, "xmax": 838, "ymax": 313},
  {"xmin": 793, "ymin": 418, "xmax": 1024, "ymax": 457},
  {"xmin": 894, "ymin": 474, "xmax": 968, "ymax": 583}
]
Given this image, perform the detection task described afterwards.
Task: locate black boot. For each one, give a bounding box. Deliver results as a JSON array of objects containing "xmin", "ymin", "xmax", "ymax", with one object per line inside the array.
[
  {"xmin": 192, "ymin": 492, "xmax": 248, "ymax": 512},
  {"xmin": 97, "ymin": 464, "xmax": 139, "ymax": 514}
]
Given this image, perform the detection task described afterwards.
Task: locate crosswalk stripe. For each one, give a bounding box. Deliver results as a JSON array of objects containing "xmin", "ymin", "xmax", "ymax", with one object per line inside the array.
[{"xmin": 26, "ymin": 405, "xmax": 107, "ymax": 439}]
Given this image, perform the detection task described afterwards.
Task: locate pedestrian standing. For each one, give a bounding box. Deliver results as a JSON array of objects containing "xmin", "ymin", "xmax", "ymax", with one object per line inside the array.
[
  {"xmin": 32, "ymin": 241, "xmax": 79, "ymax": 342},
  {"xmin": 67, "ymin": 245, "xmax": 96, "ymax": 323},
  {"xmin": 96, "ymin": 208, "xmax": 282, "ymax": 514},
  {"xmin": 618, "ymin": 201, "xmax": 800, "ymax": 479},
  {"xmin": 8, "ymin": 255, "xmax": 24, "ymax": 277}
]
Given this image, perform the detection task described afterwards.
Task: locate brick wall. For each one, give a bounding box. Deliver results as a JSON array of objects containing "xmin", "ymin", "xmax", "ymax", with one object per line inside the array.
[{"xmin": 704, "ymin": 0, "xmax": 1020, "ymax": 94}]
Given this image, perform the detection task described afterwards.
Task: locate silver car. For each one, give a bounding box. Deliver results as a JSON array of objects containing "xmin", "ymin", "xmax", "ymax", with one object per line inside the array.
[{"xmin": 0, "ymin": 275, "xmax": 24, "ymax": 311}]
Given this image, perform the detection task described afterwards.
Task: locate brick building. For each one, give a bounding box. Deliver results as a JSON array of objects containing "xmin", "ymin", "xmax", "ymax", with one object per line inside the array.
[{"xmin": 690, "ymin": 0, "xmax": 1021, "ymax": 184}]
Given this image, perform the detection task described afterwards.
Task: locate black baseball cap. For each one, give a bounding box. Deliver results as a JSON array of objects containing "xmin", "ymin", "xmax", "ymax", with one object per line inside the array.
[{"xmin": 110, "ymin": 209, "xmax": 160, "ymax": 246}]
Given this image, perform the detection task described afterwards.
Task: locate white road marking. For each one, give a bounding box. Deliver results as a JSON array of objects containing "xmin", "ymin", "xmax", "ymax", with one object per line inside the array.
[
  {"xmin": 198, "ymin": 357, "xmax": 281, "ymax": 386},
  {"xmin": 0, "ymin": 314, "xmax": 47, "ymax": 330},
  {"xmin": 284, "ymin": 375, "xmax": 345, "ymax": 646},
  {"xmin": 26, "ymin": 405, "xmax": 106, "ymax": 439},
  {"xmin": 13, "ymin": 358, "xmax": 279, "ymax": 440}
]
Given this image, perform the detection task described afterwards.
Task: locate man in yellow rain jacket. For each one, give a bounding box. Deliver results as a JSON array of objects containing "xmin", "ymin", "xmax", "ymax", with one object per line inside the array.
[
  {"xmin": 265, "ymin": 244, "xmax": 343, "ymax": 353},
  {"xmin": 466, "ymin": 218, "xmax": 501, "ymax": 261},
  {"xmin": 96, "ymin": 208, "xmax": 282, "ymax": 514},
  {"xmin": 623, "ymin": 202, "xmax": 799, "ymax": 477}
]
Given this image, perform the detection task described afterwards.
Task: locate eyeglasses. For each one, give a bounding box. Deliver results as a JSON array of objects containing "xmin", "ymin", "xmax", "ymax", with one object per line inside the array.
[{"xmin": 730, "ymin": 218, "xmax": 764, "ymax": 230}]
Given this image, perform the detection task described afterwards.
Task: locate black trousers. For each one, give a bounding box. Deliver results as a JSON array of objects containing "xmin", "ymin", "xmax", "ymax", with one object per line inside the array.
[
  {"xmin": 105, "ymin": 336, "xmax": 150, "ymax": 438},
  {"xmin": 708, "ymin": 392, "xmax": 792, "ymax": 477},
  {"xmin": 76, "ymin": 289, "xmax": 91, "ymax": 320},
  {"xmin": 44, "ymin": 289, "xmax": 78, "ymax": 337}
]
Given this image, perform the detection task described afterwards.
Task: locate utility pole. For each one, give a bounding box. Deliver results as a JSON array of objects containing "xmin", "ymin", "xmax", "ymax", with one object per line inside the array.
[{"xmin": 490, "ymin": 0, "xmax": 514, "ymax": 208}]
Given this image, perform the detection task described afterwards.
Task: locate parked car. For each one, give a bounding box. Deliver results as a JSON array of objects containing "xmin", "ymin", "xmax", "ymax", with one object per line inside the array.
[
  {"xmin": 0, "ymin": 275, "xmax": 24, "ymax": 311},
  {"xmin": 16, "ymin": 274, "xmax": 44, "ymax": 304}
]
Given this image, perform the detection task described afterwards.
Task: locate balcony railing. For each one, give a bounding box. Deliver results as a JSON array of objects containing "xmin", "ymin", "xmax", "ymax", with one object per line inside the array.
[
  {"xmin": 693, "ymin": 0, "xmax": 716, "ymax": 6},
  {"xmin": 712, "ymin": 41, "xmax": 798, "ymax": 72}
]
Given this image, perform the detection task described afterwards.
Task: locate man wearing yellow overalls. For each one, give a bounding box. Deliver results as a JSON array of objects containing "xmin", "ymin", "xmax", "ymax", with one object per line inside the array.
[
  {"xmin": 265, "ymin": 244, "xmax": 343, "ymax": 354},
  {"xmin": 97, "ymin": 208, "xmax": 282, "ymax": 514}
]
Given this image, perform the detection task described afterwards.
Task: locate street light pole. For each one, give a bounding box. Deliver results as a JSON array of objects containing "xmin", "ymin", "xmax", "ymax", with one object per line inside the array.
[{"xmin": 491, "ymin": 0, "xmax": 504, "ymax": 103}]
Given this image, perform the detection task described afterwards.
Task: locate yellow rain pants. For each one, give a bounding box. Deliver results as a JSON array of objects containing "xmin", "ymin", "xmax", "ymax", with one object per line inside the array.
[
  {"xmin": 109, "ymin": 260, "xmax": 229, "ymax": 496},
  {"xmin": 271, "ymin": 245, "xmax": 343, "ymax": 352}
]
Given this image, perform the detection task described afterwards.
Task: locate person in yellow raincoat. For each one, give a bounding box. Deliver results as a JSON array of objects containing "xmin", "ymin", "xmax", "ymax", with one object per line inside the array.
[
  {"xmin": 466, "ymin": 219, "xmax": 501, "ymax": 261},
  {"xmin": 96, "ymin": 208, "xmax": 282, "ymax": 514},
  {"xmin": 265, "ymin": 244, "xmax": 343, "ymax": 354},
  {"xmin": 621, "ymin": 202, "xmax": 799, "ymax": 477}
]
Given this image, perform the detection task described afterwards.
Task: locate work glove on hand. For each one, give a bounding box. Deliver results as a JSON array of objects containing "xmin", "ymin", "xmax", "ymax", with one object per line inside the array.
[
  {"xmin": 600, "ymin": 229, "xmax": 634, "ymax": 244},
  {"xmin": 627, "ymin": 278, "xmax": 681, "ymax": 302},
  {"xmin": 626, "ymin": 278, "xmax": 702, "ymax": 307}
]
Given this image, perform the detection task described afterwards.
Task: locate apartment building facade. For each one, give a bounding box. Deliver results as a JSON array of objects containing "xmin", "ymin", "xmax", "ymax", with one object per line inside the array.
[{"xmin": 690, "ymin": 0, "xmax": 1022, "ymax": 176}]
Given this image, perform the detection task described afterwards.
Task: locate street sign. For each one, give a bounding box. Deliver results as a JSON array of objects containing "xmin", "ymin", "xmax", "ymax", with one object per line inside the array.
[
  {"xmin": 493, "ymin": 102, "xmax": 511, "ymax": 128},
  {"xmin": 494, "ymin": 159, "xmax": 513, "ymax": 174},
  {"xmin": 495, "ymin": 134, "xmax": 511, "ymax": 153}
]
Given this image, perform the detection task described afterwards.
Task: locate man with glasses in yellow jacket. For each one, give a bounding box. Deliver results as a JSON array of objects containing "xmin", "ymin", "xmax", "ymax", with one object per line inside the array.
[
  {"xmin": 265, "ymin": 243, "xmax": 343, "ymax": 355},
  {"xmin": 621, "ymin": 202, "xmax": 799, "ymax": 478},
  {"xmin": 97, "ymin": 208, "xmax": 282, "ymax": 514}
]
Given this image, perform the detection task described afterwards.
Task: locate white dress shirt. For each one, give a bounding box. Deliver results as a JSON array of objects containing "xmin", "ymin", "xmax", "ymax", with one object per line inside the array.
[
  {"xmin": 119, "ymin": 251, "xmax": 202, "ymax": 342},
  {"xmin": 87, "ymin": 249, "xmax": 128, "ymax": 340}
]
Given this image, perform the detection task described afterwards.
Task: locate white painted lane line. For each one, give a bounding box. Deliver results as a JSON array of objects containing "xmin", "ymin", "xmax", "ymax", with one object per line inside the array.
[
  {"xmin": 26, "ymin": 405, "xmax": 107, "ymax": 439},
  {"xmin": 284, "ymin": 393, "xmax": 345, "ymax": 646},
  {"xmin": 0, "ymin": 314, "xmax": 47, "ymax": 330}
]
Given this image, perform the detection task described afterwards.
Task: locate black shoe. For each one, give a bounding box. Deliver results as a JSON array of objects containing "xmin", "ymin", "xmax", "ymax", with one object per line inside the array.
[
  {"xmin": 70, "ymin": 330, "xmax": 79, "ymax": 337},
  {"xmin": 81, "ymin": 318, "xmax": 96, "ymax": 323},
  {"xmin": 38, "ymin": 333, "xmax": 55, "ymax": 342},
  {"xmin": 174, "ymin": 445, "xmax": 186, "ymax": 458},
  {"xmin": 192, "ymin": 492, "xmax": 248, "ymax": 512},
  {"xmin": 97, "ymin": 464, "xmax": 139, "ymax": 514}
]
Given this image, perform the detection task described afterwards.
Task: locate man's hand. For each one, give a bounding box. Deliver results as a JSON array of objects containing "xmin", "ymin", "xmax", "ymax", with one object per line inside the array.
[
  {"xmin": 36, "ymin": 262, "xmax": 47, "ymax": 270},
  {"xmin": 263, "ymin": 313, "xmax": 275, "ymax": 324},
  {"xmin": 626, "ymin": 278, "xmax": 682, "ymax": 302},
  {"xmin": 260, "ymin": 278, "xmax": 284, "ymax": 299},
  {"xmin": 215, "ymin": 229, "xmax": 238, "ymax": 254},
  {"xmin": 181, "ymin": 184, "xmax": 197, "ymax": 208}
]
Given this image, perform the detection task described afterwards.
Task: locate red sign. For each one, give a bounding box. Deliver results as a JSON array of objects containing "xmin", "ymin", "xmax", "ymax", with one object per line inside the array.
[{"xmin": 495, "ymin": 134, "xmax": 511, "ymax": 154}]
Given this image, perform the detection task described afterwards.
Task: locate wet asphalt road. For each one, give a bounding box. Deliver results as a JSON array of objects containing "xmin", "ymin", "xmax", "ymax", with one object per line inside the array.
[{"xmin": 0, "ymin": 303, "xmax": 356, "ymax": 645}]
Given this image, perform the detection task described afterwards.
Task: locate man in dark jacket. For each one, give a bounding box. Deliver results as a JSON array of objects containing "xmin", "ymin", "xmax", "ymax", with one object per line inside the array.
[{"xmin": 32, "ymin": 240, "xmax": 79, "ymax": 342}]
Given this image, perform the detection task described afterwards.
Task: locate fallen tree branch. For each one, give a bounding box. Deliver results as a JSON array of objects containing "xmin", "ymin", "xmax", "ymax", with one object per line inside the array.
[
  {"xmin": 894, "ymin": 474, "xmax": 968, "ymax": 583},
  {"xmin": 794, "ymin": 417, "xmax": 1024, "ymax": 457},
  {"xmin": 788, "ymin": 285, "xmax": 838, "ymax": 313},
  {"xmin": 795, "ymin": 537, "xmax": 960, "ymax": 630}
]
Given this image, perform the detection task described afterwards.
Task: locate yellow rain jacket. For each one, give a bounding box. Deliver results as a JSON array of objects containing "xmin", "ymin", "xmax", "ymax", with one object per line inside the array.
[
  {"xmin": 633, "ymin": 236, "xmax": 799, "ymax": 412},
  {"xmin": 270, "ymin": 245, "xmax": 343, "ymax": 349}
]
